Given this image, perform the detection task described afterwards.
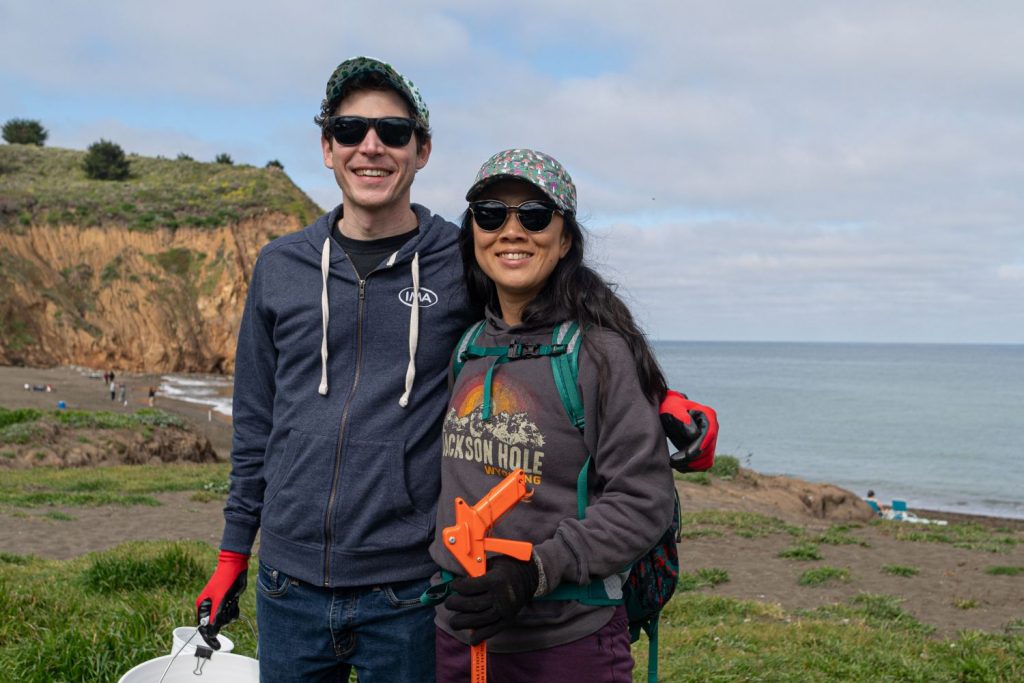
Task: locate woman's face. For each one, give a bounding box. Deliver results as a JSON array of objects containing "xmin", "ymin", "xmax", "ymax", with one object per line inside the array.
[{"xmin": 472, "ymin": 180, "xmax": 572, "ymax": 324}]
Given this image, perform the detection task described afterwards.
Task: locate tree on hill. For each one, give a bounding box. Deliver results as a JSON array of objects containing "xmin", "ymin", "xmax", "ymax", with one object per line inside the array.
[
  {"xmin": 2, "ymin": 118, "xmax": 48, "ymax": 146},
  {"xmin": 265, "ymin": 159, "xmax": 284, "ymax": 170},
  {"xmin": 215, "ymin": 153, "xmax": 234, "ymax": 165},
  {"xmin": 83, "ymin": 139, "xmax": 131, "ymax": 180}
]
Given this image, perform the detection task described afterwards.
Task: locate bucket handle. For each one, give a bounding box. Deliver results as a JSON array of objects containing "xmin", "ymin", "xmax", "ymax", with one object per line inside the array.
[
  {"xmin": 157, "ymin": 614, "xmax": 259, "ymax": 681},
  {"xmin": 158, "ymin": 618, "xmax": 207, "ymax": 682}
]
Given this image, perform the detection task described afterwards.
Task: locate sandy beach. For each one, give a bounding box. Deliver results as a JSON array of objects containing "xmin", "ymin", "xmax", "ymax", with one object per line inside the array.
[
  {"xmin": 2, "ymin": 363, "xmax": 1022, "ymax": 638},
  {"xmin": 0, "ymin": 364, "xmax": 234, "ymax": 457}
]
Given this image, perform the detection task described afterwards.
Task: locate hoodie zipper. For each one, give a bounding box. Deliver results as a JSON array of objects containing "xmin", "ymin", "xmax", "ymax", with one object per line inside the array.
[{"xmin": 322, "ymin": 277, "xmax": 367, "ymax": 586}]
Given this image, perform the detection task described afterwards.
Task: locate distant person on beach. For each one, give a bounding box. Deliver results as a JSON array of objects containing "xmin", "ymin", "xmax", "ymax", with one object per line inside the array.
[
  {"xmin": 148, "ymin": 386, "xmax": 156, "ymax": 407},
  {"xmin": 119, "ymin": 383, "xmax": 127, "ymax": 406},
  {"xmin": 430, "ymin": 150, "xmax": 675, "ymax": 681},
  {"xmin": 865, "ymin": 490, "xmax": 886, "ymax": 516},
  {"xmin": 194, "ymin": 56, "xmax": 476, "ymax": 681},
  {"xmin": 109, "ymin": 380, "xmax": 116, "ymax": 401}
]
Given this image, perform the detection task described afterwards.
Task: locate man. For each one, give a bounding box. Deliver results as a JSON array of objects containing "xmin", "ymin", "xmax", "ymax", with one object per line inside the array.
[{"xmin": 195, "ymin": 56, "xmax": 477, "ymax": 682}]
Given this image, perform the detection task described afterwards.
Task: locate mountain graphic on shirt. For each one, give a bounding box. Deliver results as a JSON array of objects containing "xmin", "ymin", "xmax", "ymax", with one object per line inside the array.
[{"xmin": 444, "ymin": 405, "xmax": 545, "ymax": 449}]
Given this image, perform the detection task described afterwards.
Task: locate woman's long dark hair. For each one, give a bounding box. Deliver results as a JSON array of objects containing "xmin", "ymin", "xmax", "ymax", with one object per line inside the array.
[{"xmin": 459, "ymin": 209, "xmax": 668, "ymax": 408}]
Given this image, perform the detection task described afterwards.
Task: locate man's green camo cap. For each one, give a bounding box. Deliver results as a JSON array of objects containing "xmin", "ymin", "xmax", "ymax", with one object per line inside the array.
[
  {"xmin": 466, "ymin": 149, "xmax": 577, "ymax": 214},
  {"xmin": 325, "ymin": 56, "xmax": 429, "ymax": 129}
]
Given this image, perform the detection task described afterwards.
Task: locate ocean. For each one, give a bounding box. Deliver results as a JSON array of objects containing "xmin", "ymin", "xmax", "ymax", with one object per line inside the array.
[
  {"xmin": 654, "ymin": 341, "xmax": 1024, "ymax": 520},
  {"xmin": 161, "ymin": 341, "xmax": 1024, "ymax": 520}
]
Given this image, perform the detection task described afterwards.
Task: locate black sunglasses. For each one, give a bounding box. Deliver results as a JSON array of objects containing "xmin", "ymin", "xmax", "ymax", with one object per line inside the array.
[
  {"xmin": 325, "ymin": 116, "xmax": 418, "ymax": 147},
  {"xmin": 469, "ymin": 200, "xmax": 560, "ymax": 232}
]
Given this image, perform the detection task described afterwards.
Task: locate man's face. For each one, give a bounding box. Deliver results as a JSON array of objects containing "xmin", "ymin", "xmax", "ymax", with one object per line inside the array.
[{"xmin": 321, "ymin": 88, "xmax": 431, "ymax": 215}]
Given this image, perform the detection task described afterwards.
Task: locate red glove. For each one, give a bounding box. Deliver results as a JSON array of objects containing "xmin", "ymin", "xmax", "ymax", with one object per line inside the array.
[
  {"xmin": 195, "ymin": 550, "xmax": 249, "ymax": 649},
  {"xmin": 660, "ymin": 390, "xmax": 718, "ymax": 473}
]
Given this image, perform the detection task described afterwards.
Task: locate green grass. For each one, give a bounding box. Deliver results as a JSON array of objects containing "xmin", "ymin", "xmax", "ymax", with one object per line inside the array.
[
  {"xmin": 985, "ymin": 566, "xmax": 1024, "ymax": 576},
  {"xmin": 0, "ymin": 462, "xmax": 230, "ymax": 507},
  {"xmin": 679, "ymin": 454, "xmax": 739, "ymax": 485},
  {"xmin": 778, "ymin": 541, "xmax": 823, "ymax": 561},
  {"xmin": 633, "ymin": 592, "xmax": 1023, "ymax": 682},
  {"xmin": 708, "ymin": 454, "xmax": 740, "ymax": 478},
  {"xmin": 0, "ymin": 407, "xmax": 186, "ymax": 440},
  {"xmin": 679, "ymin": 510, "xmax": 801, "ymax": 539},
  {"xmin": 0, "ymin": 541, "xmax": 257, "ymax": 682},
  {"xmin": 678, "ymin": 471, "xmax": 711, "ymax": 485},
  {"xmin": 798, "ymin": 566, "xmax": 851, "ymax": 586},
  {"xmin": 882, "ymin": 564, "xmax": 920, "ymax": 577},
  {"xmin": 0, "ymin": 144, "xmax": 322, "ymax": 230},
  {"xmin": 0, "ymin": 541, "xmax": 1021, "ymax": 682},
  {"xmin": 677, "ymin": 567, "xmax": 731, "ymax": 592},
  {"xmin": 815, "ymin": 523, "xmax": 869, "ymax": 547},
  {"xmin": 876, "ymin": 519, "xmax": 1020, "ymax": 553}
]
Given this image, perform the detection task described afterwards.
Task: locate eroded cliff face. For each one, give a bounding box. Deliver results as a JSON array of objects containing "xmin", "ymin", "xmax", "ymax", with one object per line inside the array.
[{"xmin": 0, "ymin": 214, "xmax": 303, "ymax": 372}]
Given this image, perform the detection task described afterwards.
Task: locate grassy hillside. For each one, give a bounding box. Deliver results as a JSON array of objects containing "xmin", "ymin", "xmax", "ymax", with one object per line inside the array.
[{"xmin": 0, "ymin": 144, "xmax": 322, "ymax": 231}]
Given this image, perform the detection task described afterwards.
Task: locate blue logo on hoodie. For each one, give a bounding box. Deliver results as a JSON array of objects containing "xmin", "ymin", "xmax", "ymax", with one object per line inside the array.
[{"xmin": 399, "ymin": 287, "xmax": 439, "ymax": 307}]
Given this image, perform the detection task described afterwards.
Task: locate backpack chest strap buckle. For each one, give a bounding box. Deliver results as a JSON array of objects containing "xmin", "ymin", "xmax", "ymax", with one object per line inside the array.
[{"xmin": 507, "ymin": 342, "xmax": 540, "ymax": 360}]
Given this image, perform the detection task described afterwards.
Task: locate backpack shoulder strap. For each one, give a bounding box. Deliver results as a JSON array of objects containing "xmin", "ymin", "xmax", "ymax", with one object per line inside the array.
[
  {"xmin": 451, "ymin": 319, "xmax": 487, "ymax": 381},
  {"xmin": 550, "ymin": 321, "xmax": 585, "ymax": 432}
]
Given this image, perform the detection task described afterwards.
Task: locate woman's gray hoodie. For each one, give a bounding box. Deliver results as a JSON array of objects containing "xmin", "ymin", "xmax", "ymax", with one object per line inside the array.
[
  {"xmin": 431, "ymin": 312, "xmax": 675, "ymax": 651},
  {"xmin": 221, "ymin": 204, "xmax": 477, "ymax": 587}
]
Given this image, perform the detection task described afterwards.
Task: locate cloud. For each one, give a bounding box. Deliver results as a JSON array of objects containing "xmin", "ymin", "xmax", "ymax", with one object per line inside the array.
[{"xmin": 2, "ymin": 1, "xmax": 1022, "ymax": 342}]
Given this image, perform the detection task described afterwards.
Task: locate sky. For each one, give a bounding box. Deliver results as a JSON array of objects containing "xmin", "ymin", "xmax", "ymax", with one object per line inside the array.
[{"xmin": 2, "ymin": 1, "xmax": 1022, "ymax": 343}]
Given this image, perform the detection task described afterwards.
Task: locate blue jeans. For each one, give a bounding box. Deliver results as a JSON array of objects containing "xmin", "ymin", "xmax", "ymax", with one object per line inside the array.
[{"xmin": 256, "ymin": 559, "xmax": 436, "ymax": 682}]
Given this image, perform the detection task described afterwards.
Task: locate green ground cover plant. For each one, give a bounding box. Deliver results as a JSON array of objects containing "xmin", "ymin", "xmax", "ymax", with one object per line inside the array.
[
  {"xmin": 0, "ymin": 541, "xmax": 257, "ymax": 682},
  {"xmin": 679, "ymin": 510, "xmax": 802, "ymax": 539},
  {"xmin": 798, "ymin": 566, "xmax": 851, "ymax": 586},
  {"xmin": 633, "ymin": 593, "xmax": 1022, "ymax": 682},
  {"xmin": 876, "ymin": 519, "xmax": 1019, "ymax": 553},
  {"xmin": 5, "ymin": 545, "xmax": 1019, "ymax": 682},
  {"xmin": 677, "ymin": 567, "xmax": 730, "ymax": 592},
  {"xmin": 985, "ymin": 565, "xmax": 1024, "ymax": 576},
  {"xmin": 0, "ymin": 462, "xmax": 229, "ymax": 507},
  {"xmin": 0, "ymin": 144, "xmax": 321, "ymax": 230},
  {"xmin": 679, "ymin": 453, "xmax": 739, "ymax": 485},
  {"xmin": 882, "ymin": 564, "xmax": 920, "ymax": 577},
  {"xmin": 815, "ymin": 523, "xmax": 869, "ymax": 547},
  {"xmin": 778, "ymin": 541, "xmax": 823, "ymax": 561},
  {"xmin": 0, "ymin": 406, "xmax": 185, "ymax": 432}
]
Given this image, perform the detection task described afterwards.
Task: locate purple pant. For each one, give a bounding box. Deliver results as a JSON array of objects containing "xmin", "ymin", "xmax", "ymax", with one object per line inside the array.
[{"xmin": 436, "ymin": 605, "xmax": 633, "ymax": 683}]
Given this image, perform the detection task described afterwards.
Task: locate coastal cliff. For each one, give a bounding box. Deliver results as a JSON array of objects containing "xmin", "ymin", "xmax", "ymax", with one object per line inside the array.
[{"xmin": 0, "ymin": 145, "xmax": 322, "ymax": 372}]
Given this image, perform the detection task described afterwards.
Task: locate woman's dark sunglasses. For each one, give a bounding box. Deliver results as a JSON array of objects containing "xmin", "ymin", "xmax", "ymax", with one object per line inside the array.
[
  {"xmin": 469, "ymin": 200, "xmax": 560, "ymax": 232},
  {"xmin": 325, "ymin": 116, "xmax": 418, "ymax": 147}
]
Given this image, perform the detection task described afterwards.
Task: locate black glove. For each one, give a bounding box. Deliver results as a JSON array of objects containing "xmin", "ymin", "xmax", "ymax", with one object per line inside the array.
[{"xmin": 445, "ymin": 555, "xmax": 539, "ymax": 645}]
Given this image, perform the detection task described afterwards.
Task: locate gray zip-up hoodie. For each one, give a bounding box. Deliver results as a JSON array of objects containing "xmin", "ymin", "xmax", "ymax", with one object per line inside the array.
[
  {"xmin": 221, "ymin": 204, "xmax": 477, "ymax": 587},
  {"xmin": 431, "ymin": 312, "xmax": 675, "ymax": 651}
]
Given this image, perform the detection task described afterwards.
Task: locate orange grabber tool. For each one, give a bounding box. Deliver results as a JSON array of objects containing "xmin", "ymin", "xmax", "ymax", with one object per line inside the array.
[{"xmin": 442, "ymin": 468, "xmax": 534, "ymax": 683}]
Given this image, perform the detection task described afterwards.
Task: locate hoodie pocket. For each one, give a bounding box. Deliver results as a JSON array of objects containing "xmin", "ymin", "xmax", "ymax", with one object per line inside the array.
[
  {"xmin": 262, "ymin": 429, "xmax": 335, "ymax": 547},
  {"xmin": 331, "ymin": 438, "xmax": 433, "ymax": 552}
]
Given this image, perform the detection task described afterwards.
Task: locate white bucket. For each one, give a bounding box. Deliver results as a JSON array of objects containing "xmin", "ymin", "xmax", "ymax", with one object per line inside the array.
[
  {"xmin": 118, "ymin": 652, "xmax": 258, "ymax": 682},
  {"xmin": 170, "ymin": 626, "xmax": 233, "ymax": 656}
]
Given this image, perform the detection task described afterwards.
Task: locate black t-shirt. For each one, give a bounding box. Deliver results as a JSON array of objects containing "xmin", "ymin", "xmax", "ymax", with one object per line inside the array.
[{"xmin": 332, "ymin": 221, "xmax": 419, "ymax": 280}]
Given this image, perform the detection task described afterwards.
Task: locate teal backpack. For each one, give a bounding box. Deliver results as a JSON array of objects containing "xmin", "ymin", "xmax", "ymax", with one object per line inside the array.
[{"xmin": 452, "ymin": 320, "xmax": 681, "ymax": 683}]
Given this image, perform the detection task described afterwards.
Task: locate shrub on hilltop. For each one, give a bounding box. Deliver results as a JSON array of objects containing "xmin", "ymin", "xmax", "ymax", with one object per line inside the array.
[
  {"xmin": 2, "ymin": 118, "xmax": 48, "ymax": 146},
  {"xmin": 82, "ymin": 139, "xmax": 131, "ymax": 181}
]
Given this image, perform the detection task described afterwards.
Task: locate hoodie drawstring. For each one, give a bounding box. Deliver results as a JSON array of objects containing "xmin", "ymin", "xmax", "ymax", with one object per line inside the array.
[
  {"xmin": 318, "ymin": 238, "xmax": 331, "ymax": 395},
  {"xmin": 317, "ymin": 239, "xmax": 420, "ymax": 407},
  {"xmin": 398, "ymin": 252, "xmax": 420, "ymax": 407}
]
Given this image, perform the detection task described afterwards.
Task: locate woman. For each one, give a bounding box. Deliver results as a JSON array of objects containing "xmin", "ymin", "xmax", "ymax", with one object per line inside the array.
[{"xmin": 430, "ymin": 149, "xmax": 675, "ymax": 682}]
